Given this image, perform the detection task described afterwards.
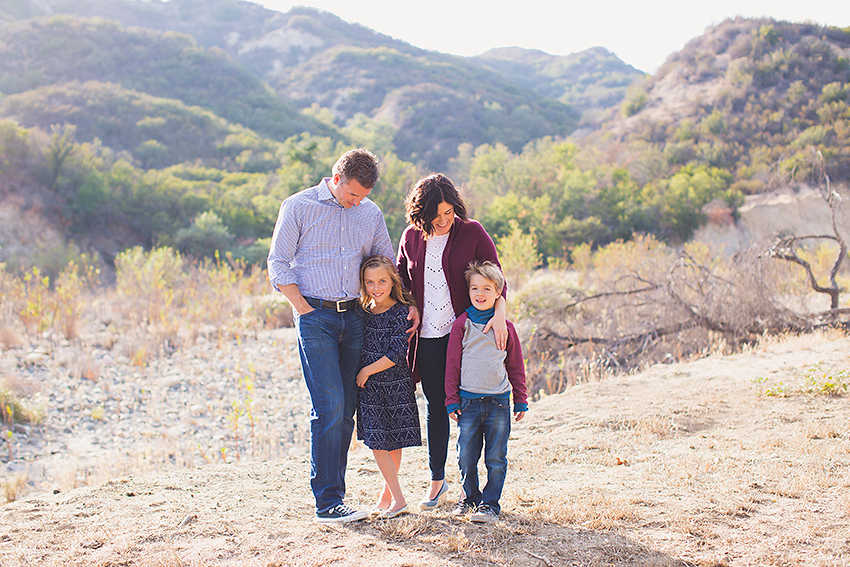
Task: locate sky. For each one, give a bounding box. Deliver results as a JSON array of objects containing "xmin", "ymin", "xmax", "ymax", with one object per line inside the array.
[{"xmin": 256, "ymin": 0, "xmax": 850, "ymax": 73}]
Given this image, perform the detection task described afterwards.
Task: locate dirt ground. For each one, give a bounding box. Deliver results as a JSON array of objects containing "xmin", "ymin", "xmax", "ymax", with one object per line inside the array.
[{"xmin": 0, "ymin": 330, "xmax": 848, "ymax": 567}]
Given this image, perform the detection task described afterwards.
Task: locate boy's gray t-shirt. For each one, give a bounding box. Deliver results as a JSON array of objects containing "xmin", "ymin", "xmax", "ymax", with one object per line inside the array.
[{"xmin": 459, "ymin": 319, "xmax": 511, "ymax": 396}]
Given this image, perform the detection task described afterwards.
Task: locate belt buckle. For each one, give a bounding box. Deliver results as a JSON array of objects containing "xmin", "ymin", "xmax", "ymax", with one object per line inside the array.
[{"xmin": 336, "ymin": 299, "xmax": 346, "ymax": 312}]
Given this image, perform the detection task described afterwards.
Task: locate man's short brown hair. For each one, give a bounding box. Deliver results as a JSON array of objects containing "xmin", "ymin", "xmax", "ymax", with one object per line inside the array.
[
  {"xmin": 333, "ymin": 148, "xmax": 380, "ymax": 189},
  {"xmin": 464, "ymin": 261, "xmax": 505, "ymax": 294}
]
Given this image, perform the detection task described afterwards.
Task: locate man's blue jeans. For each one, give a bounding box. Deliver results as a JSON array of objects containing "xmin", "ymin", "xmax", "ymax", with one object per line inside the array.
[
  {"xmin": 456, "ymin": 396, "xmax": 511, "ymax": 514},
  {"xmin": 295, "ymin": 305, "xmax": 364, "ymax": 514}
]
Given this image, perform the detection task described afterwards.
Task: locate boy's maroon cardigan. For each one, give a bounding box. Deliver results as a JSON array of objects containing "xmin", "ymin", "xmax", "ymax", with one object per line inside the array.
[
  {"xmin": 396, "ymin": 217, "xmax": 506, "ymax": 383},
  {"xmin": 444, "ymin": 312, "xmax": 528, "ymax": 410}
]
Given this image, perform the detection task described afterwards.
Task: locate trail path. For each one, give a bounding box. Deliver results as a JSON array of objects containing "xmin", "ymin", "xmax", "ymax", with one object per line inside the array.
[{"xmin": 1, "ymin": 331, "xmax": 848, "ymax": 566}]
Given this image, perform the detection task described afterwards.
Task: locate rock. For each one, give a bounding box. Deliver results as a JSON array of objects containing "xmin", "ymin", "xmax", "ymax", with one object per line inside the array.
[
  {"xmin": 12, "ymin": 424, "xmax": 30, "ymax": 435},
  {"xmin": 161, "ymin": 376, "xmax": 183, "ymax": 388},
  {"xmin": 80, "ymin": 541, "xmax": 103, "ymax": 550},
  {"xmin": 25, "ymin": 352, "xmax": 49, "ymax": 365}
]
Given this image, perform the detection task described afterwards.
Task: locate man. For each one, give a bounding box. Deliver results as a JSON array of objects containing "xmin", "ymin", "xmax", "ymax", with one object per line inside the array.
[{"xmin": 268, "ymin": 148, "xmax": 395, "ymax": 523}]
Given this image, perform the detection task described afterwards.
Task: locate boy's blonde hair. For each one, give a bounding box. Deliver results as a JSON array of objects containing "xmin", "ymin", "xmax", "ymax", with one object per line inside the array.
[
  {"xmin": 359, "ymin": 255, "xmax": 416, "ymax": 312},
  {"xmin": 464, "ymin": 261, "xmax": 505, "ymax": 293}
]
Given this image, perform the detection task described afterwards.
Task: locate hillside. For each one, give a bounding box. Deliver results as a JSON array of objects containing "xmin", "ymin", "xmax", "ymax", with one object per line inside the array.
[
  {"xmin": 0, "ymin": 81, "xmax": 279, "ymax": 169},
  {"xmin": 598, "ymin": 18, "xmax": 850, "ymax": 189},
  {"xmin": 1, "ymin": 6, "xmax": 849, "ymax": 278},
  {"xmin": 279, "ymin": 43, "xmax": 579, "ymax": 167},
  {"xmin": 0, "ymin": 15, "xmax": 334, "ymax": 143},
  {"xmin": 471, "ymin": 46, "xmax": 645, "ymax": 120},
  {"xmin": 0, "ymin": 329, "xmax": 847, "ymax": 565},
  {"xmin": 0, "ymin": 0, "xmax": 593, "ymax": 169}
]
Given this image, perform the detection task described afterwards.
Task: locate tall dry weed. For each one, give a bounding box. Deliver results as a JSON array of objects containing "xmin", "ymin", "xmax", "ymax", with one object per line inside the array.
[{"xmin": 1, "ymin": 473, "xmax": 27, "ymax": 503}]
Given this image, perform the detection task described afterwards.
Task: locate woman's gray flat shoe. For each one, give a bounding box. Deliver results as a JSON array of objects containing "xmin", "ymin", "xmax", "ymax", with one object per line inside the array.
[{"xmin": 418, "ymin": 481, "xmax": 450, "ymax": 510}]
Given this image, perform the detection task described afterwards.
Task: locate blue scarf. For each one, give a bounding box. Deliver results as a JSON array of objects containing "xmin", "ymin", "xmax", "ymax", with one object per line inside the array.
[{"xmin": 465, "ymin": 305, "xmax": 494, "ymax": 325}]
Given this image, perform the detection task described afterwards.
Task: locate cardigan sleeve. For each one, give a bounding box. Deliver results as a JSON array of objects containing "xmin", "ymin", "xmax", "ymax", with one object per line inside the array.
[
  {"xmin": 396, "ymin": 226, "xmax": 412, "ymax": 291},
  {"xmin": 470, "ymin": 220, "xmax": 508, "ymax": 300},
  {"xmin": 505, "ymin": 321, "xmax": 528, "ymax": 412},
  {"xmin": 444, "ymin": 314, "xmax": 467, "ymax": 413}
]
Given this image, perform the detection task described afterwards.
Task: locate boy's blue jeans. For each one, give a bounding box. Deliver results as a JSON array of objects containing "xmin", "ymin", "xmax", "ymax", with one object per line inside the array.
[
  {"xmin": 456, "ymin": 396, "xmax": 511, "ymax": 514},
  {"xmin": 295, "ymin": 306, "xmax": 364, "ymax": 514}
]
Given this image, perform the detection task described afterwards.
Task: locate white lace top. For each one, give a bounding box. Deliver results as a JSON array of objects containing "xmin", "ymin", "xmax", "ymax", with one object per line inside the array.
[{"xmin": 420, "ymin": 233, "xmax": 455, "ymax": 338}]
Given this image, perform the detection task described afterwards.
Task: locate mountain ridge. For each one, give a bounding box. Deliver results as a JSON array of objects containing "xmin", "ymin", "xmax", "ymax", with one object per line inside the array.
[{"xmin": 0, "ymin": 0, "xmax": 618, "ymax": 168}]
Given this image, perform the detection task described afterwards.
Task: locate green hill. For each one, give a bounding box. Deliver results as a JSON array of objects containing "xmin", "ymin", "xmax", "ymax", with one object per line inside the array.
[
  {"xmin": 2, "ymin": 5, "xmax": 847, "ymax": 272},
  {"xmin": 0, "ymin": 81, "xmax": 283, "ymax": 170},
  {"xmin": 0, "ymin": 1, "xmax": 584, "ymax": 169},
  {"xmin": 471, "ymin": 46, "xmax": 645, "ymax": 120},
  {"xmin": 288, "ymin": 44, "xmax": 580, "ymax": 167},
  {"xmin": 599, "ymin": 18, "xmax": 850, "ymax": 190},
  {"xmin": 0, "ymin": 15, "xmax": 335, "ymax": 143}
]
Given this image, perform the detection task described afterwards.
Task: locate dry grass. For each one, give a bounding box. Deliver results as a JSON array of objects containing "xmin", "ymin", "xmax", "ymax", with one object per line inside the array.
[
  {"xmin": 0, "ymin": 327, "xmax": 848, "ymax": 565},
  {"xmin": 0, "ymin": 247, "xmax": 848, "ymax": 565},
  {"xmin": 2, "ymin": 249, "xmax": 293, "ymax": 368},
  {"xmin": 0, "ymin": 376, "xmax": 43, "ymax": 425},
  {"xmin": 0, "ymin": 326, "xmax": 21, "ymax": 350},
  {"xmin": 0, "ymin": 473, "xmax": 27, "ymax": 503},
  {"xmin": 517, "ymin": 235, "xmax": 850, "ymax": 398}
]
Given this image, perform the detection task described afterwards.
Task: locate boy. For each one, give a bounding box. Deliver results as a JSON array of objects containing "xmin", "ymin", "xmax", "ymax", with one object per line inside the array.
[{"xmin": 445, "ymin": 261, "xmax": 528, "ymax": 523}]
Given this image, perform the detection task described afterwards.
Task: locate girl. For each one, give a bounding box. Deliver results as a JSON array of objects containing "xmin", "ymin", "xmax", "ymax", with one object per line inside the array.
[{"xmin": 356, "ymin": 255, "xmax": 422, "ymax": 518}]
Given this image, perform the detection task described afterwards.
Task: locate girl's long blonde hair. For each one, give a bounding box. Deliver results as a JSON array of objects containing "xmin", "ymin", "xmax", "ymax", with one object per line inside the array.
[{"xmin": 359, "ymin": 255, "xmax": 415, "ymax": 312}]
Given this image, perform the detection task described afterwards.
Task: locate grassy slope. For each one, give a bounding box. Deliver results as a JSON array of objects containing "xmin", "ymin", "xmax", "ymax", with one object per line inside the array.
[
  {"xmin": 471, "ymin": 46, "xmax": 645, "ymax": 117},
  {"xmin": 0, "ymin": 15, "xmax": 336, "ymax": 143},
  {"xmin": 597, "ymin": 18, "xmax": 850, "ymax": 187}
]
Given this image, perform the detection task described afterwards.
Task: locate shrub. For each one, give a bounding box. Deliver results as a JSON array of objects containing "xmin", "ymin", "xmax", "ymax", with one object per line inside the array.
[
  {"xmin": 174, "ymin": 211, "xmax": 236, "ymax": 259},
  {"xmin": 497, "ymin": 220, "xmax": 542, "ymax": 292},
  {"xmin": 621, "ymin": 88, "xmax": 648, "ymax": 117}
]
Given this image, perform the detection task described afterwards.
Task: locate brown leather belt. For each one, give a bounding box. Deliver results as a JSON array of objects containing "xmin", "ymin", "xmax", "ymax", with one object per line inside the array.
[{"xmin": 305, "ymin": 297, "xmax": 359, "ymax": 312}]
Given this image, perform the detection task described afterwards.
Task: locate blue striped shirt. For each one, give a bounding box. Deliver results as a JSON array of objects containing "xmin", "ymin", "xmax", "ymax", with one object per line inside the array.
[{"xmin": 267, "ymin": 178, "xmax": 393, "ymax": 301}]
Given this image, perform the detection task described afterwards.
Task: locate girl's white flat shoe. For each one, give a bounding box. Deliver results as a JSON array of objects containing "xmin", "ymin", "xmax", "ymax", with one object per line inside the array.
[{"xmin": 378, "ymin": 504, "xmax": 409, "ymax": 519}]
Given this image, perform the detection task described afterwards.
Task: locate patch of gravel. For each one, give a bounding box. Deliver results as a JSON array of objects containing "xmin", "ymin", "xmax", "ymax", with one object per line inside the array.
[{"xmin": 2, "ymin": 327, "xmax": 314, "ymax": 496}]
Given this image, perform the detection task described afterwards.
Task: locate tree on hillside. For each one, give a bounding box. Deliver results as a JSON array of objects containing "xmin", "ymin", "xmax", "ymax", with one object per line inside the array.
[{"xmin": 45, "ymin": 124, "xmax": 76, "ymax": 189}]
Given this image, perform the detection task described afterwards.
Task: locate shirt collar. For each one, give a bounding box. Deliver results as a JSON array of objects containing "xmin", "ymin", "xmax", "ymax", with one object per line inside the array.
[{"xmin": 317, "ymin": 177, "xmax": 339, "ymax": 205}]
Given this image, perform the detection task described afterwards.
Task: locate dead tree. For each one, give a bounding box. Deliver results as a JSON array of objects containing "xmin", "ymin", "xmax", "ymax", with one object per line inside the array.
[{"xmin": 769, "ymin": 149, "xmax": 849, "ymax": 320}]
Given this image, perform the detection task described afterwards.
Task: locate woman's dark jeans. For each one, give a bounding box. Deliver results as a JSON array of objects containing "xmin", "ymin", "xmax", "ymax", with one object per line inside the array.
[{"xmin": 417, "ymin": 335, "xmax": 450, "ymax": 481}]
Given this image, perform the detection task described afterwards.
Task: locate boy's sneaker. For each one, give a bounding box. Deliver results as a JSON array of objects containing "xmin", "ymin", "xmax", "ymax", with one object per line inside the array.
[
  {"xmin": 470, "ymin": 505, "xmax": 499, "ymax": 523},
  {"xmin": 450, "ymin": 500, "xmax": 476, "ymax": 518},
  {"xmin": 315, "ymin": 503, "xmax": 368, "ymax": 523}
]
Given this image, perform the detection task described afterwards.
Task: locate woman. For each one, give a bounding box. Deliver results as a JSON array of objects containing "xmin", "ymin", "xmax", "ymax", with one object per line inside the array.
[{"xmin": 396, "ymin": 173, "xmax": 508, "ymax": 510}]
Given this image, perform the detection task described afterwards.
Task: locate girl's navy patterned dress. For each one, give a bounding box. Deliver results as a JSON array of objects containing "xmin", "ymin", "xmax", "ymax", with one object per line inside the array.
[{"xmin": 357, "ymin": 302, "xmax": 422, "ymax": 451}]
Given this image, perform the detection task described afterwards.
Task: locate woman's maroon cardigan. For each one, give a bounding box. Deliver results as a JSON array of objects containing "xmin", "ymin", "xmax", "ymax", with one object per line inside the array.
[{"xmin": 396, "ymin": 218, "xmax": 506, "ymax": 383}]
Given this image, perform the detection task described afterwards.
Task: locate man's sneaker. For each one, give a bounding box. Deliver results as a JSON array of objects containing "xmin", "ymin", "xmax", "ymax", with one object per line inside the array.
[
  {"xmin": 450, "ymin": 500, "xmax": 476, "ymax": 518},
  {"xmin": 470, "ymin": 505, "xmax": 499, "ymax": 523},
  {"xmin": 315, "ymin": 503, "xmax": 368, "ymax": 523}
]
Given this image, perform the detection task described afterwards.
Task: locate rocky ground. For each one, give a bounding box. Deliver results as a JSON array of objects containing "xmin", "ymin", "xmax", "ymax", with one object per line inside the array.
[
  {"xmin": 0, "ymin": 329, "xmax": 849, "ymax": 566},
  {"xmin": 1, "ymin": 327, "xmax": 312, "ymax": 496}
]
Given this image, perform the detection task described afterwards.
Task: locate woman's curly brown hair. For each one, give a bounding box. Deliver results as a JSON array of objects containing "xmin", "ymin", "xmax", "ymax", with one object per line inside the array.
[{"xmin": 404, "ymin": 174, "xmax": 468, "ymax": 236}]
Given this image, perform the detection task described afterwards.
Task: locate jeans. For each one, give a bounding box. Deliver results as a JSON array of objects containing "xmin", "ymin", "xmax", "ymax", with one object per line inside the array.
[
  {"xmin": 456, "ymin": 397, "xmax": 511, "ymax": 514},
  {"xmin": 417, "ymin": 335, "xmax": 450, "ymax": 481},
  {"xmin": 295, "ymin": 305, "xmax": 364, "ymax": 514}
]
